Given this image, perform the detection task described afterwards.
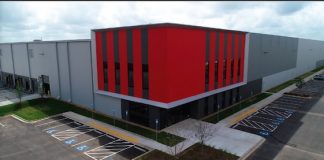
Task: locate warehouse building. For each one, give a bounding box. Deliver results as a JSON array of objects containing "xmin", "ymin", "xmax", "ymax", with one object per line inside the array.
[{"xmin": 0, "ymin": 23, "xmax": 323, "ymax": 129}]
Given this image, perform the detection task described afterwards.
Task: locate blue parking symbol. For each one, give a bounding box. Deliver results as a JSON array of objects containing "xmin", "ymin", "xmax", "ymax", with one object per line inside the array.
[
  {"xmin": 65, "ymin": 139, "xmax": 77, "ymax": 145},
  {"xmin": 272, "ymin": 122, "xmax": 280, "ymax": 125},
  {"xmin": 76, "ymin": 145, "xmax": 89, "ymax": 152},
  {"xmin": 46, "ymin": 129, "xmax": 56, "ymax": 134},
  {"xmin": 259, "ymin": 131, "xmax": 270, "ymax": 136},
  {"xmin": 276, "ymin": 117, "xmax": 285, "ymax": 121}
]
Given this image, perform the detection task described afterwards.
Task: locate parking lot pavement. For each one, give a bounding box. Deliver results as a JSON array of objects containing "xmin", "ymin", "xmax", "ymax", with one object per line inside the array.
[
  {"xmin": 0, "ymin": 114, "xmax": 149, "ymax": 160},
  {"xmin": 34, "ymin": 114, "xmax": 149, "ymax": 160},
  {"xmin": 244, "ymin": 79, "xmax": 324, "ymax": 160}
]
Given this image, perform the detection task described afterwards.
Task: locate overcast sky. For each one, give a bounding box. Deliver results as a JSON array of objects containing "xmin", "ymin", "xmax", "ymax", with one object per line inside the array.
[{"xmin": 1, "ymin": 1, "xmax": 324, "ymax": 43}]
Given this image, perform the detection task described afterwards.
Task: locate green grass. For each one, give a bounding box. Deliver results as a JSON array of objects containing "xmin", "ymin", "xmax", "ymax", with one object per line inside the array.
[
  {"xmin": 268, "ymin": 65, "xmax": 324, "ymax": 93},
  {"xmin": 0, "ymin": 98, "xmax": 184, "ymax": 146},
  {"xmin": 136, "ymin": 143, "xmax": 239, "ymax": 160},
  {"xmin": 204, "ymin": 93, "xmax": 272, "ymax": 123}
]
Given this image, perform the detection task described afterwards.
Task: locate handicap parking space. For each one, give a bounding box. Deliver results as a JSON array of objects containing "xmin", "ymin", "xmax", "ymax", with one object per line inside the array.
[
  {"xmin": 231, "ymin": 93, "xmax": 311, "ymax": 138},
  {"xmin": 33, "ymin": 114, "xmax": 149, "ymax": 160}
]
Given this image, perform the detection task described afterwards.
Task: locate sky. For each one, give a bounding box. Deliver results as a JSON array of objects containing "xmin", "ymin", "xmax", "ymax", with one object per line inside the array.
[{"xmin": 1, "ymin": 1, "xmax": 324, "ymax": 43}]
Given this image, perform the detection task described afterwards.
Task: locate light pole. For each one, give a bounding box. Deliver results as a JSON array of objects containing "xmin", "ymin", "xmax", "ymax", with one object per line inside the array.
[
  {"xmin": 125, "ymin": 110, "xmax": 128, "ymax": 129},
  {"xmin": 155, "ymin": 119, "xmax": 159, "ymax": 141},
  {"xmin": 239, "ymin": 96, "xmax": 242, "ymax": 110},
  {"xmin": 113, "ymin": 110, "xmax": 116, "ymax": 126},
  {"xmin": 217, "ymin": 104, "xmax": 220, "ymax": 122}
]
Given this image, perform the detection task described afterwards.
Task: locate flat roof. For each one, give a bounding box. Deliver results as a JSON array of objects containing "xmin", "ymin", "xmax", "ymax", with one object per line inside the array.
[
  {"xmin": 91, "ymin": 22, "xmax": 247, "ymax": 34},
  {"xmin": 0, "ymin": 39, "xmax": 90, "ymax": 45}
]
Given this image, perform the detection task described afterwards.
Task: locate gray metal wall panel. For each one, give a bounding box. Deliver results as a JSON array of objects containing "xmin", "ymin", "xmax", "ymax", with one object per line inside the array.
[
  {"xmin": 0, "ymin": 44, "xmax": 14, "ymax": 73},
  {"xmin": 69, "ymin": 42, "xmax": 93, "ymax": 109},
  {"xmin": 247, "ymin": 33, "xmax": 298, "ymax": 82},
  {"xmin": 262, "ymin": 38, "xmax": 324, "ymax": 91},
  {"xmin": 94, "ymin": 94, "xmax": 121, "ymax": 118},
  {"xmin": 12, "ymin": 44, "xmax": 29, "ymax": 77},
  {"xmin": 28, "ymin": 43, "xmax": 50, "ymax": 78},
  {"xmin": 57, "ymin": 42, "xmax": 71, "ymax": 101},
  {"xmin": 41, "ymin": 43, "xmax": 60, "ymax": 98}
]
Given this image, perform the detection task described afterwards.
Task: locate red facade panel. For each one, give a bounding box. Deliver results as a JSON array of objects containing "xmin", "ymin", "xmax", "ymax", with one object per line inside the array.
[
  {"xmin": 209, "ymin": 32, "xmax": 216, "ymax": 90},
  {"xmin": 148, "ymin": 28, "xmax": 168, "ymax": 102},
  {"xmin": 226, "ymin": 32, "xmax": 232, "ymax": 86},
  {"xmin": 107, "ymin": 31, "xmax": 116, "ymax": 92},
  {"xmin": 95, "ymin": 25, "xmax": 245, "ymax": 103},
  {"xmin": 233, "ymin": 33, "xmax": 239, "ymax": 83},
  {"xmin": 165, "ymin": 27, "xmax": 205, "ymax": 102},
  {"xmin": 132, "ymin": 29, "xmax": 143, "ymax": 98},
  {"xmin": 217, "ymin": 32, "xmax": 225, "ymax": 88},
  {"xmin": 95, "ymin": 32, "xmax": 104, "ymax": 90},
  {"xmin": 119, "ymin": 30, "xmax": 128, "ymax": 95},
  {"xmin": 240, "ymin": 33, "xmax": 246, "ymax": 82}
]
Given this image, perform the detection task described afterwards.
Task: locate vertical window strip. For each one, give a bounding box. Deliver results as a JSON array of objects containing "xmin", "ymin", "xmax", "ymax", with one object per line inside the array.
[
  {"xmin": 101, "ymin": 32, "xmax": 108, "ymax": 91},
  {"xmin": 231, "ymin": 33, "xmax": 235, "ymax": 84},
  {"xmin": 223, "ymin": 32, "xmax": 227, "ymax": 86},
  {"xmin": 127, "ymin": 29, "xmax": 134, "ymax": 96},
  {"xmin": 141, "ymin": 28, "xmax": 149, "ymax": 99},
  {"xmin": 215, "ymin": 32, "xmax": 219, "ymax": 89},
  {"xmin": 205, "ymin": 31, "xmax": 210, "ymax": 91},
  {"xmin": 114, "ymin": 31, "xmax": 120, "ymax": 93}
]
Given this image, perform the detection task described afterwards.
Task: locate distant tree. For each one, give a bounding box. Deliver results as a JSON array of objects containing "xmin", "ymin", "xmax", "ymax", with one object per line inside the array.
[
  {"xmin": 168, "ymin": 131, "xmax": 185, "ymax": 159},
  {"xmin": 296, "ymin": 78, "xmax": 305, "ymax": 89},
  {"xmin": 15, "ymin": 82, "xmax": 23, "ymax": 107},
  {"xmin": 38, "ymin": 82, "xmax": 45, "ymax": 99},
  {"xmin": 194, "ymin": 121, "xmax": 215, "ymax": 154}
]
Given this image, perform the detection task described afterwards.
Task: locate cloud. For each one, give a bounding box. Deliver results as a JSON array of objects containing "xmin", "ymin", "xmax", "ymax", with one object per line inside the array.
[
  {"xmin": 275, "ymin": 2, "xmax": 310, "ymax": 15},
  {"xmin": 0, "ymin": 1, "xmax": 324, "ymax": 43}
]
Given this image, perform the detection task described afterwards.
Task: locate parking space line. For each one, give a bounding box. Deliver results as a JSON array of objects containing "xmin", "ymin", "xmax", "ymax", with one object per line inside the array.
[
  {"xmin": 251, "ymin": 115, "xmax": 281, "ymax": 122},
  {"xmin": 85, "ymin": 139, "xmax": 134, "ymax": 160},
  {"xmin": 87, "ymin": 121, "xmax": 139, "ymax": 144},
  {"xmin": 71, "ymin": 134, "xmax": 106, "ymax": 147},
  {"xmin": 0, "ymin": 122, "xmax": 5, "ymax": 127},
  {"xmin": 42, "ymin": 121, "xmax": 75, "ymax": 131},
  {"xmin": 134, "ymin": 146, "xmax": 149, "ymax": 152},
  {"xmin": 52, "ymin": 125, "xmax": 95, "ymax": 141},
  {"xmin": 84, "ymin": 139, "xmax": 120, "ymax": 160},
  {"xmin": 35, "ymin": 117, "xmax": 67, "ymax": 127}
]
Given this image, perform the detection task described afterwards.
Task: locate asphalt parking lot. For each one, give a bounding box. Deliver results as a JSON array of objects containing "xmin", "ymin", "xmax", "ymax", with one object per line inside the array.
[
  {"xmin": 231, "ymin": 79, "xmax": 324, "ymax": 160},
  {"xmin": 0, "ymin": 115, "xmax": 148, "ymax": 160}
]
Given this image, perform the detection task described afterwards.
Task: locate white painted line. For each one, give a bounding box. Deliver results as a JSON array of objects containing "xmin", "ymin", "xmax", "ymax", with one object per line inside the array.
[
  {"xmin": 71, "ymin": 134, "xmax": 106, "ymax": 147},
  {"xmin": 103, "ymin": 145, "xmax": 135, "ymax": 159},
  {"xmin": 35, "ymin": 117, "xmax": 67, "ymax": 127},
  {"xmin": 84, "ymin": 139, "xmax": 120, "ymax": 160},
  {"xmin": 0, "ymin": 122, "xmax": 5, "ymax": 127},
  {"xmin": 49, "ymin": 123, "xmax": 83, "ymax": 135},
  {"xmin": 134, "ymin": 146, "xmax": 148, "ymax": 152},
  {"xmin": 42, "ymin": 121, "xmax": 74, "ymax": 131}
]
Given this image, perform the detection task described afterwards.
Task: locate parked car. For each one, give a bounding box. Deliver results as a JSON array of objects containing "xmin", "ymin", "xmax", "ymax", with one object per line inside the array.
[{"xmin": 313, "ymin": 74, "xmax": 324, "ymax": 81}]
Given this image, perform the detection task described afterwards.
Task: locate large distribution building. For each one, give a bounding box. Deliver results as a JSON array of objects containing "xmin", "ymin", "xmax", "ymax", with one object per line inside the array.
[{"xmin": 0, "ymin": 23, "xmax": 323, "ymax": 129}]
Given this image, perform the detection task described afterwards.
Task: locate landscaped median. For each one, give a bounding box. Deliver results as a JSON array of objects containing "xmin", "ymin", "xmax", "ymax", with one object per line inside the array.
[
  {"xmin": 267, "ymin": 65, "xmax": 324, "ymax": 93},
  {"xmin": 136, "ymin": 143, "xmax": 239, "ymax": 160},
  {"xmin": 203, "ymin": 93, "xmax": 272, "ymax": 123},
  {"xmin": 0, "ymin": 98, "xmax": 184, "ymax": 146}
]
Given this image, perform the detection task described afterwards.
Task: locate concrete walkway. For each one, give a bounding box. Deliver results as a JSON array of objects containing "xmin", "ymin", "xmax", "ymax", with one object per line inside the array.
[
  {"xmin": 162, "ymin": 68, "xmax": 324, "ymax": 158},
  {"xmin": 0, "ymin": 94, "xmax": 40, "ymax": 107}
]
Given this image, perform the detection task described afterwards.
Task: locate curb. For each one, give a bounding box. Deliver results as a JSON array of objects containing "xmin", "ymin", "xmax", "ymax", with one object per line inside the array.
[{"xmin": 238, "ymin": 138, "xmax": 266, "ymax": 160}]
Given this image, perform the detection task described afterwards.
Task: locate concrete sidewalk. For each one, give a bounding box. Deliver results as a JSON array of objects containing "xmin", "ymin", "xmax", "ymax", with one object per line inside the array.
[{"xmin": 0, "ymin": 94, "xmax": 40, "ymax": 107}]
